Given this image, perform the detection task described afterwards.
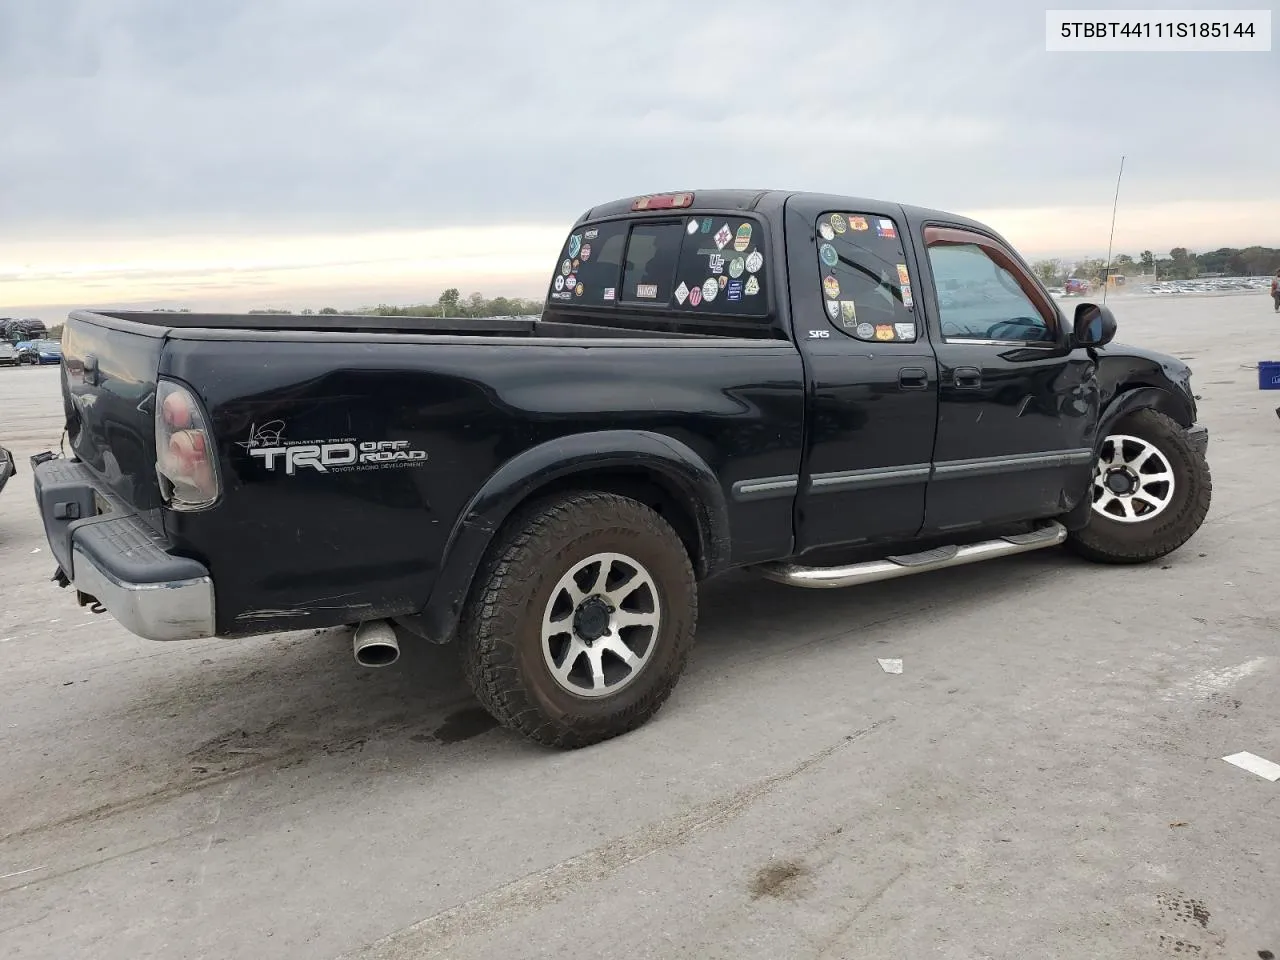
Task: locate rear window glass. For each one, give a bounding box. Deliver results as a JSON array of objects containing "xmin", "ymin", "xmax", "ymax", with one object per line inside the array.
[
  {"xmin": 547, "ymin": 215, "xmax": 769, "ymax": 317},
  {"xmin": 548, "ymin": 221, "xmax": 629, "ymax": 305},
  {"xmin": 673, "ymin": 215, "xmax": 768, "ymax": 314},
  {"xmin": 815, "ymin": 212, "xmax": 917, "ymax": 343},
  {"xmin": 621, "ymin": 223, "xmax": 685, "ymax": 304}
]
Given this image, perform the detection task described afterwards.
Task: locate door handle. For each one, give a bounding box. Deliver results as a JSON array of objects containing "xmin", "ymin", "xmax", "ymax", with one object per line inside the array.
[
  {"xmin": 83, "ymin": 354, "xmax": 100, "ymax": 386},
  {"xmin": 898, "ymin": 367, "xmax": 929, "ymax": 391},
  {"xmin": 954, "ymin": 366, "xmax": 982, "ymax": 390}
]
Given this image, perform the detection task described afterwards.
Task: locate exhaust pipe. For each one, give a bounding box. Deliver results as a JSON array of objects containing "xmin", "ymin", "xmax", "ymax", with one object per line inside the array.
[{"xmin": 353, "ymin": 619, "xmax": 400, "ymax": 667}]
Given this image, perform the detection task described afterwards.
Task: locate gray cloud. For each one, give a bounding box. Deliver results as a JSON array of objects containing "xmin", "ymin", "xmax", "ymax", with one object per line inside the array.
[{"xmin": 2, "ymin": 0, "xmax": 1277, "ymax": 236}]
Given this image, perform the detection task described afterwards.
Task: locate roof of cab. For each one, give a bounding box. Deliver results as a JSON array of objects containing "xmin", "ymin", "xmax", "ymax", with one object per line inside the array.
[{"xmin": 576, "ymin": 189, "xmax": 998, "ymax": 238}]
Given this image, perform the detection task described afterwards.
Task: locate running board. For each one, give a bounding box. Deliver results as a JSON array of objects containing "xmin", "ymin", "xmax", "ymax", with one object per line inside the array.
[{"xmin": 756, "ymin": 522, "xmax": 1068, "ymax": 589}]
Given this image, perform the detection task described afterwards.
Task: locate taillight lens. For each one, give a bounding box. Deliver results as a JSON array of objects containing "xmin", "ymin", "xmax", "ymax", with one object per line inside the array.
[{"xmin": 155, "ymin": 381, "xmax": 220, "ymax": 510}]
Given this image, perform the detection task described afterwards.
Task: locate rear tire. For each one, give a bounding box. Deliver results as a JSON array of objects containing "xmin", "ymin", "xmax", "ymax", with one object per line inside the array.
[
  {"xmin": 460, "ymin": 492, "xmax": 697, "ymax": 749},
  {"xmin": 1066, "ymin": 408, "xmax": 1211, "ymax": 564}
]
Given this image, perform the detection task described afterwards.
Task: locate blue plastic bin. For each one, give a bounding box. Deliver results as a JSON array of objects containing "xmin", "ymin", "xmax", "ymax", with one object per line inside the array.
[{"xmin": 1261, "ymin": 361, "xmax": 1280, "ymax": 390}]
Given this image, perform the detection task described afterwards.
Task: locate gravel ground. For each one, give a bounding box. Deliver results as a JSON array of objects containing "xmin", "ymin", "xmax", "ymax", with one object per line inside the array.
[{"xmin": 1, "ymin": 294, "xmax": 1278, "ymax": 960}]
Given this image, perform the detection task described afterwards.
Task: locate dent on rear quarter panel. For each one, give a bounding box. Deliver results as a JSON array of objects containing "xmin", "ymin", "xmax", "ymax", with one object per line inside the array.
[{"xmin": 157, "ymin": 335, "xmax": 805, "ymax": 636}]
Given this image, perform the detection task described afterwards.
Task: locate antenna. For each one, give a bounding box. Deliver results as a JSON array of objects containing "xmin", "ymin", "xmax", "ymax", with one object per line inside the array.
[{"xmin": 1101, "ymin": 155, "xmax": 1125, "ymax": 305}]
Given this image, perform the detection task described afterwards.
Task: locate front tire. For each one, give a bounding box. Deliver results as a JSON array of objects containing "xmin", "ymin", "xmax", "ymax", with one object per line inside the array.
[
  {"xmin": 460, "ymin": 492, "xmax": 698, "ymax": 749},
  {"xmin": 1066, "ymin": 408, "xmax": 1211, "ymax": 564}
]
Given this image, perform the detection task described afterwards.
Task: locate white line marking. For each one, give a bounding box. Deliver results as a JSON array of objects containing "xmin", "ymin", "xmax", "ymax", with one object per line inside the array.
[
  {"xmin": 1162, "ymin": 657, "xmax": 1269, "ymax": 701},
  {"xmin": 877, "ymin": 658, "xmax": 903, "ymax": 675},
  {"xmin": 1222, "ymin": 752, "xmax": 1280, "ymax": 782},
  {"xmin": 0, "ymin": 866, "xmax": 47, "ymax": 880}
]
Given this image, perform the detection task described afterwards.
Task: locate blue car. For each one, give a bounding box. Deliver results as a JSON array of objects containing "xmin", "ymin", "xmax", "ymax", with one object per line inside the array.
[{"xmin": 15, "ymin": 339, "xmax": 62, "ymax": 365}]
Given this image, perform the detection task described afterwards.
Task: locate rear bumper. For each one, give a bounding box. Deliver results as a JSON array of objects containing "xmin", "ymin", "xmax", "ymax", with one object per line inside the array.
[
  {"xmin": 1186, "ymin": 423, "xmax": 1209, "ymax": 457},
  {"xmin": 32, "ymin": 458, "xmax": 216, "ymax": 641}
]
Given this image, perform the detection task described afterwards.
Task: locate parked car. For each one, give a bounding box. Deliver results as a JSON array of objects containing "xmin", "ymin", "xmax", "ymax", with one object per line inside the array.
[
  {"xmin": 0, "ymin": 341, "xmax": 17, "ymax": 366},
  {"xmin": 0, "ymin": 445, "xmax": 13, "ymax": 496},
  {"xmin": 15, "ymin": 339, "xmax": 63, "ymax": 365},
  {"xmin": 3, "ymin": 318, "xmax": 48, "ymax": 343},
  {"xmin": 30, "ymin": 189, "xmax": 1212, "ymax": 748}
]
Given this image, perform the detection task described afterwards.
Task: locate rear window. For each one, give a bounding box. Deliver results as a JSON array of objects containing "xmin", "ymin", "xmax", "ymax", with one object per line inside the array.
[
  {"xmin": 547, "ymin": 215, "xmax": 769, "ymax": 317},
  {"xmin": 548, "ymin": 221, "xmax": 629, "ymax": 305},
  {"xmin": 621, "ymin": 223, "xmax": 684, "ymax": 304},
  {"xmin": 815, "ymin": 212, "xmax": 917, "ymax": 343}
]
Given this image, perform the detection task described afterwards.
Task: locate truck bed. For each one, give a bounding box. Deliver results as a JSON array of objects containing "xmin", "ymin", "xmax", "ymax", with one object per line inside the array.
[{"xmin": 85, "ymin": 310, "xmax": 777, "ymax": 340}]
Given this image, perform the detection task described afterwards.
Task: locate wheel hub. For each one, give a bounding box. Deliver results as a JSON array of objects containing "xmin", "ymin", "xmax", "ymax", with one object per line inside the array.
[
  {"xmin": 1104, "ymin": 467, "xmax": 1138, "ymax": 495},
  {"xmin": 1092, "ymin": 433, "xmax": 1177, "ymax": 524},
  {"xmin": 572, "ymin": 596, "xmax": 614, "ymax": 643},
  {"xmin": 541, "ymin": 552, "xmax": 663, "ymax": 698}
]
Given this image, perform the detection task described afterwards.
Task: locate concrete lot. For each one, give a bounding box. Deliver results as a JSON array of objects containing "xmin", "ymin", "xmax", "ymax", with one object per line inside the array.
[{"xmin": 1, "ymin": 294, "xmax": 1278, "ymax": 960}]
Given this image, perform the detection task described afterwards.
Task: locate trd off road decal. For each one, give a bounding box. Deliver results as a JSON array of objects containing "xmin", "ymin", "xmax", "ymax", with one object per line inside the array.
[{"xmin": 238, "ymin": 421, "xmax": 428, "ymax": 476}]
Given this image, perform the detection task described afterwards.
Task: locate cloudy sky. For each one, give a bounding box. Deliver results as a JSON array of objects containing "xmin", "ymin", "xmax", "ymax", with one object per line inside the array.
[{"xmin": 2, "ymin": 0, "xmax": 1277, "ymax": 319}]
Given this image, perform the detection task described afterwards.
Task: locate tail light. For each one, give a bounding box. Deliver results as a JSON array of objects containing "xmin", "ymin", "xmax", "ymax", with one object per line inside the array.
[{"xmin": 155, "ymin": 381, "xmax": 220, "ymax": 510}]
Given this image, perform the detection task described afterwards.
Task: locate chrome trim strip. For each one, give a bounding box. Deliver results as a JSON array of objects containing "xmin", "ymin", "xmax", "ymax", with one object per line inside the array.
[
  {"xmin": 932, "ymin": 448, "xmax": 1095, "ymax": 479},
  {"xmin": 808, "ymin": 463, "xmax": 932, "ymax": 493},
  {"xmin": 732, "ymin": 475, "xmax": 800, "ymax": 501}
]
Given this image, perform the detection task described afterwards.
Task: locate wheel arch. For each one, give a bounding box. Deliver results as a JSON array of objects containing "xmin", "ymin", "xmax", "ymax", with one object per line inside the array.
[
  {"xmin": 1099, "ymin": 384, "xmax": 1194, "ymax": 436},
  {"xmin": 398, "ymin": 430, "xmax": 731, "ymax": 644}
]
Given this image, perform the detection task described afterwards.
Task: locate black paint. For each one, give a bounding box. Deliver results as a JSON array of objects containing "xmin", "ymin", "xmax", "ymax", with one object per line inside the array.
[{"xmin": 45, "ymin": 189, "xmax": 1205, "ymax": 642}]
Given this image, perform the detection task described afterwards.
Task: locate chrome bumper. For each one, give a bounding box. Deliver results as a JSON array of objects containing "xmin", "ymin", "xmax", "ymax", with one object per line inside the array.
[
  {"xmin": 69, "ymin": 543, "xmax": 216, "ymax": 642},
  {"xmin": 33, "ymin": 458, "xmax": 216, "ymax": 641}
]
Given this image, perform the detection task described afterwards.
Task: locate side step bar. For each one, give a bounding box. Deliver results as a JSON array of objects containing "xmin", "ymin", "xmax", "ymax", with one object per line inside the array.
[{"xmin": 756, "ymin": 522, "xmax": 1067, "ymax": 589}]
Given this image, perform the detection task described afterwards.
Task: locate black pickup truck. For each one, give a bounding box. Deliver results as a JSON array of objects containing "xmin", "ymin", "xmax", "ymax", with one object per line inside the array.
[{"xmin": 32, "ymin": 189, "xmax": 1211, "ymax": 748}]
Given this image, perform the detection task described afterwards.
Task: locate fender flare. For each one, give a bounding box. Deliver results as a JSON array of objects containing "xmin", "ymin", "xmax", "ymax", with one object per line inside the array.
[
  {"xmin": 1061, "ymin": 385, "xmax": 1195, "ymax": 530},
  {"xmin": 401, "ymin": 430, "xmax": 731, "ymax": 643},
  {"xmin": 1097, "ymin": 384, "xmax": 1194, "ymax": 437}
]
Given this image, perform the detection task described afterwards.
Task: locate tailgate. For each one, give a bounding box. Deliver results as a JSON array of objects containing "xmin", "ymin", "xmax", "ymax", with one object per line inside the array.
[{"xmin": 61, "ymin": 313, "xmax": 166, "ymax": 510}]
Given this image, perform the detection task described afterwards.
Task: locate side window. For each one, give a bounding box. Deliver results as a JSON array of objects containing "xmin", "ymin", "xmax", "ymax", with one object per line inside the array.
[
  {"xmin": 548, "ymin": 221, "xmax": 628, "ymax": 304},
  {"xmin": 815, "ymin": 212, "xmax": 917, "ymax": 342},
  {"xmin": 620, "ymin": 222, "xmax": 684, "ymax": 304},
  {"xmin": 674, "ymin": 215, "xmax": 769, "ymax": 314},
  {"xmin": 925, "ymin": 238, "xmax": 1056, "ymax": 343}
]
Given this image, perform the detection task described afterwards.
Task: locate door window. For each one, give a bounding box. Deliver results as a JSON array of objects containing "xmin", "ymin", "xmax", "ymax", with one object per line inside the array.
[
  {"xmin": 814, "ymin": 212, "xmax": 918, "ymax": 342},
  {"xmin": 925, "ymin": 231, "xmax": 1058, "ymax": 343}
]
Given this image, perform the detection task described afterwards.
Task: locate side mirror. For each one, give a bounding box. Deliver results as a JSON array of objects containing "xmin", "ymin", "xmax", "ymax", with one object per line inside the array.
[{"xmin": 1072, "ymin": 302, "xmax": 1117, "ymax": 348}]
